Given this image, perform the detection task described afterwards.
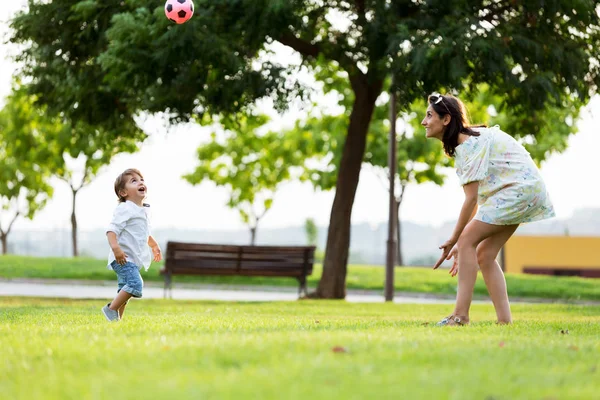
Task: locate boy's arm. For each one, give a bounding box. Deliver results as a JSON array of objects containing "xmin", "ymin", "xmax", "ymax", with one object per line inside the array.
[
  {"xmin": 148, "ymin": 235, "xmax": 158, "ymax": 248},
  {"xmin": 148, "ymin": 235, "xmax": 163, "ymax": 262},
  {"xmin": 107, "ymin": 231, "xmax": 127, "ymax": 265}
]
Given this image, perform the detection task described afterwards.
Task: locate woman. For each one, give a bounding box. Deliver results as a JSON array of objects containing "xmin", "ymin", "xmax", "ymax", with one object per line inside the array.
[{"xmin": 422, "ymin": 93, "xmax": 555, "ymax": 326}]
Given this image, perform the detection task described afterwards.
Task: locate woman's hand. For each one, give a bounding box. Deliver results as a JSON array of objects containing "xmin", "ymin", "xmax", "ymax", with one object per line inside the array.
[
  {"xmin": 433, "ymin": 238, "xmax": 457, "ymax": 270},
  {"xmin": 447, "ymin": 246, "xmax": 459, "ymax": 277}
]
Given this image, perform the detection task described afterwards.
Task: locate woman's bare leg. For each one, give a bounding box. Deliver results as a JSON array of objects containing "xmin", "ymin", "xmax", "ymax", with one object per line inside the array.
[
  {"xmin": 476, "ymin": 225, "xmax": 518, "ymax": 323},
  {"xmin": 452, "ymin": 220, "xmax": 518, "ymax": 322}
]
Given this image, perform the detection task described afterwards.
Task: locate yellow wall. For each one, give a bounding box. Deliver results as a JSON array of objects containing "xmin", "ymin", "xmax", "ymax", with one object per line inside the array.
[{"xmin": 503, "ymin": 236, "xmax": 600, "ymax": 274}]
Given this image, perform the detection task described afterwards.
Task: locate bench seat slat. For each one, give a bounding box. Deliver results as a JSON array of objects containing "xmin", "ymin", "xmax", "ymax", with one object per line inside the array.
[
  {"xmin": 162, "ymin": 268, "xmax": 306, "ymax": 278},
  {"xmin": 171, "ymin": 253, "xmax": 311, "ymax": 264}
]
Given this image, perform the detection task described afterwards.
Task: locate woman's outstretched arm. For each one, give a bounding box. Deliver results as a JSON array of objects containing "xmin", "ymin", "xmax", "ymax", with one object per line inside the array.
[{"xmin": 433, "ymin": 181, "xmax": 479, "ymax": 269}]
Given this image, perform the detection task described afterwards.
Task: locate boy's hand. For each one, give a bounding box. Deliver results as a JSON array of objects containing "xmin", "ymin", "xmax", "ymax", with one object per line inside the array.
[
  {"xmin": 113, "ymin": 247, "xmax": 127, "ymax": 265},
  {"xmin": 151, "ymin": 245, "xmax": 163, "ymax": 262}
]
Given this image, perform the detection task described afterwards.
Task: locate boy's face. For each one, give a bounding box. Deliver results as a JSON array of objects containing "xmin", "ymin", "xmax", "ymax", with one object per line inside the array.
[{"xmin": 120, "ymin": 173, "xmax": 146, "ymax": 204}]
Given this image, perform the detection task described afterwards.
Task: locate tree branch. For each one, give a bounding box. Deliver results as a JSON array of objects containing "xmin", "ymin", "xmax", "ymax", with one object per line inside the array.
[
  {"xmin": 74, "ymin": 168, "xmax": 90, "ymax": 192},
  {"xmin": 396, "ymin": 182, "xmax": 406, "ymax": 205},
  {"xmin": 277, "ymin": 31, "xmax": 360, "ymax": 77},
  {"xmin": 5, "ymin": 211, "xmax": 20, "ymax": 237},
  {"xmin": 277, "ymin": 32, "xmax": 320, "ymax": 58},
  {"xmin": 355, "ymin": 0, "xmax": 365, "ymax": 16}
]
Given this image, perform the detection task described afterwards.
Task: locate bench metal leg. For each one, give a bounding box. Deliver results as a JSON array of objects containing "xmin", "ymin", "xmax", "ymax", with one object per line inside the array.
[
  {"xmin": 298, "ymin": 276, "xmax": 307, "ymax": 298},
  {"xmin": 164, "ymin": 273, "xmax": 173, "ymax": 299}
]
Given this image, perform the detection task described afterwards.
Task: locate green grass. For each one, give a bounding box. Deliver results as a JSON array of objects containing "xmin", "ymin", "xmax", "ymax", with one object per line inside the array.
[
  {"xmin": 1, "ymin": 297, "xmax": 599, "ymax": 399},
  {"xmin": 1, "ymin": 255, "xmax": 600, "ymax": 301}
]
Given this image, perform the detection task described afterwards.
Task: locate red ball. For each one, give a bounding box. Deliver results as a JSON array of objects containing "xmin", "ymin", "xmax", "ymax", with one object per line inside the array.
[{"xmin": 165, "ymin": 0, "xmax": 194, "ymax": 25}]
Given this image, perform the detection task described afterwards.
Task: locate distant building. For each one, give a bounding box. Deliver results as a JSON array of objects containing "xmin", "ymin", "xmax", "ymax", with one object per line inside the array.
[{"xmin": 501, "ymin": 236, "xmax": 600, "ymax": 278}]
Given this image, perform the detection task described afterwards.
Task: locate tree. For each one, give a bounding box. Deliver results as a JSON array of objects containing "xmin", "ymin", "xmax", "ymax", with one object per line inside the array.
[
  {"xmin": 54, "ymin": 120, "xmax": 142, "ymax": 256},
  {"xmin": 0, "ymin": 91, "xmax": 54, "ymax": 254},
  {"xmin": 11, "ymin": 0, "xmax": 600, "ymax": 297},
  {"xmin": 183, "ymin": 114, "xmax": 306, "ymax": 245},
  {"xmin": 0, "ymin": 159, "xmax": 53, "ymax": 255},
  {"xmin": 2, "ymin": 85, "xmax": 143, "ymax": 256}
]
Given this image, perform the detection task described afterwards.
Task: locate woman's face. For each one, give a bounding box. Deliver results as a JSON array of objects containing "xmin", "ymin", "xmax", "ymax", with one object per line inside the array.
[{"xmin": 421, "ymin": 105, "xmax": 449, "ymax": 140}]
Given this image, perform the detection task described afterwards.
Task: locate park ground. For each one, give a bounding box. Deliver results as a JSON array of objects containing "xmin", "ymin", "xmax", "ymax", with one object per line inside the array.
[{"xmin": 1, "ymin": 298, "xmax": 599, "ymax": 399}]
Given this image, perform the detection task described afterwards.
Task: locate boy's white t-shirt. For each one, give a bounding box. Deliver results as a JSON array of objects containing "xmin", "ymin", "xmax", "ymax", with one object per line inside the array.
[{"xmin": 106, "ymin": 201, "xmax": 152, "ymax": 271}]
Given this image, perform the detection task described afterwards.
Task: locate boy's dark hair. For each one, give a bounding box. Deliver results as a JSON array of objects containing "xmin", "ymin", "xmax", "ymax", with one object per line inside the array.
[
  {"xmin": 114, "ymin": 168, "xmax": 143, "ymax": 203},
  {"xmin": 428, "ymin": 94, "xmax": 486, "ymax": 157}
]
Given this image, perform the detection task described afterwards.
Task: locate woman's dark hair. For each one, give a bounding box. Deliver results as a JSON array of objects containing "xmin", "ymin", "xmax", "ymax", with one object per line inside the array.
[{"xmin": 428, "ymin": 93, "xmax": 485, "ymax": 157}]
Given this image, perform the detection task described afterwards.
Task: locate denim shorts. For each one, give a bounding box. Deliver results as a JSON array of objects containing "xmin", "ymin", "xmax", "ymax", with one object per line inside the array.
[{"xmin": 111, "ymin": 261, "xmax": 143, "ymax": 298}]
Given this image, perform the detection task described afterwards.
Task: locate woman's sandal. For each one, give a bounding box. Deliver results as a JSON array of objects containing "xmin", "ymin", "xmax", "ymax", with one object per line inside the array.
[{"xmin": 436, "ymin": 315, "xmax": 467, "ymax": 326}]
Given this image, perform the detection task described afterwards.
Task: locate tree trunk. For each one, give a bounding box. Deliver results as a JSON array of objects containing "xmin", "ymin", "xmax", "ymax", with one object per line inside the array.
[
  {"xmin": 395, "ymin": 184, "xmax": 406, "ymax": 266},
  {"xmin": 0, "ymin": 212, "xmax": 20, "ymax": 255},
  {"xmin": 396, "ymin": 200, "xmax": 404, "ymax": 267},
  {"xmin": 250, "ymin": 226, "xmax": 256, "ymax": 245},
  {"xmin": 313, "ymin": 76, "xmax": 383, "ymax": 299},
  {"xmin": 71, "ymin": 189, "xmax": 79, "ymax": 257},
  {"xmin": 1, "ymin": 234, "xmax": 6, "ymax": 255}
]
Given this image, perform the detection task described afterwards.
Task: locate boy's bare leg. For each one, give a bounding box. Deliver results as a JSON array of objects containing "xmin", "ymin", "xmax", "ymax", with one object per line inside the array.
[
  {"xmin": 118, "ymin": 302, "xmax": 128, "ymax": 319},
  {"xmin": 109, "ymin": 290, "xmax": 133, "ymax": 311}
]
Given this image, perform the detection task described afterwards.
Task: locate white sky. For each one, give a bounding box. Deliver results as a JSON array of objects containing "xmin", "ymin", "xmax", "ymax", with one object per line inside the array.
[{"xmin": 1, "ymin": 2, "xmax": 598, "ymax": 233}]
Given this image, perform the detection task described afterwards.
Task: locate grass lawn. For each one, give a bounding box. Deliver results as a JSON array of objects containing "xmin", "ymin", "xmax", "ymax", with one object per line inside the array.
[
  {"xmin": 1, "ymin": 297, "xmax": 599, "ymax": 399},
  {"xmin": 1, "ymin": 255, "xmax": 599, "ymax": 301}
]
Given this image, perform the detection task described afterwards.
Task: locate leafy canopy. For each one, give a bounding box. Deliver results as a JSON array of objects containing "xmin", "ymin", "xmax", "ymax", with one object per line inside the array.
[{"xmin": 10, "ymin": 0, "xmax": 600, "ymax": 131}]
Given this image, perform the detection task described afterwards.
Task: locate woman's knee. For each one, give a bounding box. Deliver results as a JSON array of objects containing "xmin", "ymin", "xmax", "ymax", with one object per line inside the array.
[
  {"xmin": 476, "ymin": 245, "xmax": 496, "ymax": 267},
  {"xmin": 456, "ymin": 236, "xmax": 477, "ymax": 254}
]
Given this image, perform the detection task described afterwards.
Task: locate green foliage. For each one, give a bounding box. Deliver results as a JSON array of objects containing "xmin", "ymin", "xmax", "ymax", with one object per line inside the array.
[
  {"xmin": 304, "ymin": 218, "xmax": 318, "ymax": 246},
  {"xmin": 3, "ymin": 81, "xmax": 144, "ymax": 186},
  {"xmin": 10, "ymin": 0, "xmax": 305, "ymax": 126},
  {"xmin": 12, "ymin": 1, "xmax": 599, "ymax": 128},
  {"xmin": 290, "ymin": 81, "xmax": 581, "ymax": 196},
  {"xmin": 9, "ymin": 1, "xmax": 138, "ymax": 133},
  {"xmin": 1, "ymin": 82, "xmax": 144, "ymax": 199},
  {"xmin": 53, "ymin": 114, "xmax": 143, "ymax": 190},
  {"xmin": 460, "ymin": 85, "xmax": 582, "ymax": 163},
  {"xmin": 0, "ymin": 89, "xmax": 54, "ymax": 237},
  {"xmin": 183, "ymin": 114, "xmax": 306, "ymax": 233}
]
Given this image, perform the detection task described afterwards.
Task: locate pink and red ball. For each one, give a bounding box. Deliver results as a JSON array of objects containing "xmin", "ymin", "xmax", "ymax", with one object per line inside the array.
[{"xmin": 165, "ymin": 0, "xmax": 194, "ymax": 24}]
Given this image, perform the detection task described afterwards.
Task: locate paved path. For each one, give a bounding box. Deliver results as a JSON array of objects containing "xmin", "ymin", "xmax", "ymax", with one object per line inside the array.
[
  {"xmin": 1, "ymin": 279, "xmax": 593, "ymax": 305},
  {"xmin": 0, "ymin": 279, "xmax": 459, "ymax": 304}
]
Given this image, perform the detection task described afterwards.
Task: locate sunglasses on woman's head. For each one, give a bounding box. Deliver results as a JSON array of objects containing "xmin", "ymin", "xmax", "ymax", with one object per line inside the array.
[{"xmin": 429, "ymin": 92, "xmax": 451, "ymax": 114}]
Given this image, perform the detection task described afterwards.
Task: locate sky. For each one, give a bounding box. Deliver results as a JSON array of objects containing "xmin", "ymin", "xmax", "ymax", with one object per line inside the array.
[{"xmin": 1, "ymin": 2, "xmax": 598, "ymax": 234}]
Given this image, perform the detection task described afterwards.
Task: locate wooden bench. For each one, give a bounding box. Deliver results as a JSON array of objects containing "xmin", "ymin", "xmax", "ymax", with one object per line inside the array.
[{"xmin": 160, "ymin": 241, "xmax": 316, "ymax": 298}]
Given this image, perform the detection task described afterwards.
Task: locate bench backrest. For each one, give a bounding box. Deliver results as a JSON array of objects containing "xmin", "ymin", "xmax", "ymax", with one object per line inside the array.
[{"xmin": 165, "ymin": 242, "xmax": 316, "ymax": 277}]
